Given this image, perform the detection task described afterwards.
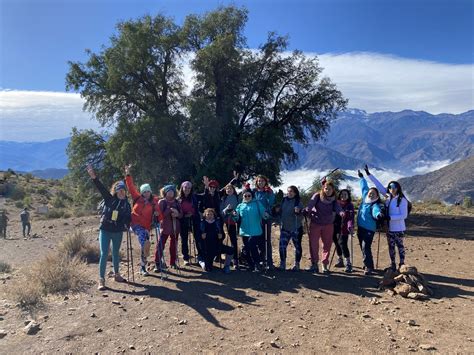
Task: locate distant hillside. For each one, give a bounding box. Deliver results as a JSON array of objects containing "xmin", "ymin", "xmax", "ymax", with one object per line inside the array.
[
  {"xmin": 291, "ymin": 109, "xmax": 474, "ymax": 172},
  {"xmin": 29, "ymin": 169, "xmax": 69, "ymax": 180},
  {"xmin": 399, "ymin": 156, "xmax": 474, "ymax": 203},
  {"xmin": 0, "ymin": 138, "xmax": 70, "ymax": 171}
]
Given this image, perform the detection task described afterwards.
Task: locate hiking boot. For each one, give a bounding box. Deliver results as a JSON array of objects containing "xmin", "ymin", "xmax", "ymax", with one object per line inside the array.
[
  {"xmin": 183, "ymin": 260, "xmax": 190, "ymax": 266},
  {"xmin": 139, "ymin": 266, "xmax": 149, "ymax": 276},
  {"xmin": 306, "ymin": 263, "xmax": 319, "ymax": 273},
  {"xmin": 97, "ymin": 278, "xmax": 106, "ymax": 291},
  {"xmin": 114, "ymin": 274, "xmax": 125, "ymax": 282},
  {"xmin": 223, "ymin": 265, "xmax": 231, "ymax": 274},
  {"xmin": 345, "ymin": 264, "xmax": 353, "ymax": 273},
  {"xmin": 199, "ymin": 260, "xmax": 206, "ymax": 271},
  {"xmin": 322, "ymin": 263, "xmax": 330, "ymax": 274},
  {"xmin": 334, "ymin": 258, "xmax": 344, "ymax": 268},
  {"xmin": 390, "ymin": 263, "xmax": 397, "ymax": 272},
  {"xmin": 277, "ymin": 262, "xmax": 286, "ymax": 271}
]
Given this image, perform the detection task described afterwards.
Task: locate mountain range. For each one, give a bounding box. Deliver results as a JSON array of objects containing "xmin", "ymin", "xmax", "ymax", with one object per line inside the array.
[{"xmin": 1, "ymin": 109, "xmax": 473, "ymax": 179}]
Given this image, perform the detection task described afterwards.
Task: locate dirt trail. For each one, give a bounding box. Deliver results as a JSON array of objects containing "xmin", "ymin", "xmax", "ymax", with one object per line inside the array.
[{"xmin": 0, "ymin": 214, "xmax": 473, "ymax": 353}]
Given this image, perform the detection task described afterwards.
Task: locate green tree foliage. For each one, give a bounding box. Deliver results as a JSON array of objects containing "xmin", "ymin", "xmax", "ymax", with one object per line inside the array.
[
  {"xmin": 66, "ymin": 6, "xmax": 346, "ymax": 193},
  {"xmin": 309, "ymin": 169, "xmax": 349, "ymax": 194}
]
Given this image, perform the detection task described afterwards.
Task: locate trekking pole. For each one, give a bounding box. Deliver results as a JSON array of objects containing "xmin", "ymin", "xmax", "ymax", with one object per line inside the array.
[
  {"xmin": 329, "ymin": 234, "xmax": 339, "ymax": 270},
  {"xmin": 155, "ymin": 223, "xmax": 167, "ymax": 280},
  {"xmin": 172, "ymin": 216, "xmax": 181, "ymax": 275},
  {"xmin": 350, "ymin": 231, "xmax": 354, "ymax": 268},
  {"xmin": 126, "ymin": 227, "xmax": 130, "ymax": 283},
  {"xmin": 376, "ymin": 229, "xmax": 381, "ymax": 270},
  {"xmin": 188, "ymin": 217, "xmax": 194, "ymax": 263},
  {"xmin": 127, "ymin": 228, "xmax": 135, "ymax": 283}
]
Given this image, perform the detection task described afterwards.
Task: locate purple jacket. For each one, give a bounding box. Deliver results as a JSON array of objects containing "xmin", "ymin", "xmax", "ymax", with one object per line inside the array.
[
  {"xmin": 158, "ymin": 199, "xmax": 183, "ymax": 236},
  {"xmin": 305, "ymin": 193, "xmax": 342, "ymax": 225}
]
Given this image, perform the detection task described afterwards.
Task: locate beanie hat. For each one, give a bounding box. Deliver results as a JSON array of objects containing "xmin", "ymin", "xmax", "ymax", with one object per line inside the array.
[
  {"xmin": 181, "ymin": 181, "xmax": 192, "ymax": 189},
  {"xmin": 115, "ymin": 181, "xmax": 126, "ymax": 192},
  {"xmin": 208, "ymin": 180, "xmax": 219, "ymax": 188},
  {"xmin": 140, "ymin": 183, "xmax": 152, "ymax": 194},
  {"xmin": 163, "ymin": 184, "xmax": 176, "ymax": 194}
]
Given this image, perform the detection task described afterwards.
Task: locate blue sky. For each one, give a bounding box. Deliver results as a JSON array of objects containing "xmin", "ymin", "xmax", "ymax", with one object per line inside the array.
[{"xmin": 0, "ymin": 0, "xmax": 473, "ymax": 141}]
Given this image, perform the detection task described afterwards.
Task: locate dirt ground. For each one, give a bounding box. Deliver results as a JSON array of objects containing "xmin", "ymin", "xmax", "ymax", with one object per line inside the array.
[{"xmin": 0, "ymin": 212, "xmax": 473, "ymax": 354}]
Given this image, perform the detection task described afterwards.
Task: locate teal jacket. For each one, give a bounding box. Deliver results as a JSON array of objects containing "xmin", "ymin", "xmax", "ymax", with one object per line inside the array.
[
  {"xmin": 357, "ymin": 178, "xmax": 383, "ymax": 232},
  {"xmin": 253, "ymin": 188, "xmax": 275, "ymax": 216},
  {"xmin": 233, "ymin": 200, "xmax": 267, "ymax": 237}
]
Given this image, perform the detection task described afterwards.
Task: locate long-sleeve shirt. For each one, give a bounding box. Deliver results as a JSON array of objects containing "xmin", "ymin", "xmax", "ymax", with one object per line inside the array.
[
  {"xmin": 158, "ymin": 198, "xmax": 183, "ymax": 236},
  {"xmin": 277, "ymin": 197, "xmax": 303, "ymax": 232},
  {"xmin": 305, "ymin": 193, "xmax": 342, "ymax": 226},
  {"xmin": 233, "ymin": 200, "xmax": 266, "ymax": 237},
  {"xmin": 92, "ymin": 178, "xmax": 131, "ymax": 233},
  {"xmin": 125, "ymin": 175, "xmax": 161, "ymax": 230},
  {"xmin": 368, "ymin": 174, "xmax": 408, "ymax": 232},
  {"xmin": 357, "ymin": 178, "xmax": 382, "ymax": 232}
]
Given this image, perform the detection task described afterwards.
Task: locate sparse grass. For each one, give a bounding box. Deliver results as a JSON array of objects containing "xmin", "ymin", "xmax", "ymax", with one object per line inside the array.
[
  {"xmin": 0, "ymin": 261, "xmax": 12, "ymax": 273},
  {"xmin": 58, "ymin": 231, "xmax": 120, "ymax": 263},
  {"xmin": 45, "ymin": 209, "xmax": 71, "ymax": 219},
  {"xmin": 412, "ymin": 201, "xmax": 474, "ymax": 217},
  {"xmin": 8, "ymin": 275, "xmax": 43, "ymax": 310}
]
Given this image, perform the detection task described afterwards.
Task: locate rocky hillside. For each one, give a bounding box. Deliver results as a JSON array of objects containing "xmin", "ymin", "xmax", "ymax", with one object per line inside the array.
[{"xmin": 399, "ymin": 156, "xmax": 474, "ymax": 203}]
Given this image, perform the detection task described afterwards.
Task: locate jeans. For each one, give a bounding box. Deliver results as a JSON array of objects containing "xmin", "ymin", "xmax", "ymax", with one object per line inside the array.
[
  {"xmin": 22, "ymin": 222, "xmax": 31, "ymax": 237},
  {"xmin": 357, "ymin": 226, "xmax": 375, "ymax": 270}
]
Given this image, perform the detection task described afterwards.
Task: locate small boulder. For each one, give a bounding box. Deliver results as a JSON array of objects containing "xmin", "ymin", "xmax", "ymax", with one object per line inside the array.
[{"xmin": 24, "ymin": 321, "xmax": 41, "ymax": 335}]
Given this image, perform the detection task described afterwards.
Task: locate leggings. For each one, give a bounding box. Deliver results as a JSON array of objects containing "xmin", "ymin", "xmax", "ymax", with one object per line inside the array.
[
  {"xmin": 387, "ymin": 231, "xmax": 406, "ymax": 265},
  {"xmin": 225, "ymin": 222, "xmax": 239, "ymax": 265},
  {"xmin": 99, "ymin": 229, "xmax": 123, "ymax": 279},
  {"xmin": 332, "ymin": 232, "xmax": 350, "ymax": 258},
  {"xmin": 242, "ymin": 235, "xmax": 262, "ymax": 269}
]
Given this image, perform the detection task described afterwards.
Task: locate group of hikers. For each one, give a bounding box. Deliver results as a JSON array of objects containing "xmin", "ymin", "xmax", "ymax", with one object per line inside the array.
[
  {"xmin": 86, "ymin": 164, "xmax": 409, "ymax": 291},
  {"xmin": 0, "ymin": 207, "xmax": 31, "ymax": 239}
]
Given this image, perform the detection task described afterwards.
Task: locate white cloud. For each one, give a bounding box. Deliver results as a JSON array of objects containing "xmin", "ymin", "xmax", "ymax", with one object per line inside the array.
[
  {"xmin": 1, "ymin": 52, "xmax": 472, "ymax": 142},
  {"xmin": 316, "ymin": 52, "xmax": 473, "ymax": 114},
  {"xmin": 0, "ymin": 90, "xmax": 103, "ymax": 142},
  {"xmin": 411, "ymin": 159, "xmax": 452, "ymax": 175}
]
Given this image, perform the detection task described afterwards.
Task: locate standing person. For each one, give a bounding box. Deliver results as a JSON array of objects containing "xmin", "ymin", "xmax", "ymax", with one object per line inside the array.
[
  {"xmin": 248, "ymin": 175, "xmax": 275, "ymax": 269},
  {"xmin": 20, "ymin": 208, "xmax": 31, "ymax": 238},
  {"xmin": 124, "ymin": 165, "xmax": 162, "ymax": 276},
  {"xmin": 274, "ymin": 186, "xmax": 304, "ymax": 271},
  {"xmin": 87, "ymin": 165, "xmax": 131, "ymax": 290},
  {"xmin": 232, "ymin": 189, "xmax": 269, "ymax": 272},
  {"xmin": 157, "ymin": 185, "xmax": 183, "ymax": 269},
  {"xmin": 365, "ymin": 165, "xmax": 409, "ymax": 271},
  {"xmin": 220, "ymin": 183, "xmax": 240, "ymax": 269},
  {"xmin": 305, "ymin": 181, "xmax": 344, "ymax": 274},
  {"xmin": 356, "ymin": 170, "xmax": 385, "ymax": 275},
  {"xmin": 0, "ymin": 211, "xmax": 8, "ymax": 239},
  {"xmin": 200, "ymin": 208, "xmax": 234, "ymax": 273},
  {"xmin": 178, "ymin": 181, "xmax": 203, "ymax": 265},
  {"xmin": 332, "ymin": 189, "xmax": 355, "ymax": 273}
]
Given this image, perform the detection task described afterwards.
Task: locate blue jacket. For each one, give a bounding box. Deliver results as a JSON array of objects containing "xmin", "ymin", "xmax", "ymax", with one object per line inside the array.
[
  {"xmin": 233, "ymin": 200, "xmax": 266, "ymax": 237},
  {"xmin": 253, "ymin": 188, "xmax": 276, "ymax": 217},
  {"xmin": 357, "ymin": 178, "xmax": 382, "ymax": 232}
]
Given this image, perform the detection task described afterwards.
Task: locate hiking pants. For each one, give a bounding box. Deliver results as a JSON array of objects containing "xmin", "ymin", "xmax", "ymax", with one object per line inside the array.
[
  {"xmin": 99, "ymin": 230, "xmax": 123, "ymax": 279},
  {"xmin": 309, "ymin": 223, "xmax": 333, "ymax": 265},
  {"xmin": 279, "ymin": 226, "xmax": 303, "ymax": 265},
  {"xmin": 358, "ymin": 226, "xmax": 375, "ymax": 270}
]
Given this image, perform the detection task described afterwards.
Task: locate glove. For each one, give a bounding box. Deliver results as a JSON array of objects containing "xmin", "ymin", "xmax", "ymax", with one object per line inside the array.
[
  {"xmin": 357, "ymin": 170, "xmax": 363, "ymax": 178},
  {"xmin": 364, "ymin": 164, "xmax": 370, "ymax": 176}
]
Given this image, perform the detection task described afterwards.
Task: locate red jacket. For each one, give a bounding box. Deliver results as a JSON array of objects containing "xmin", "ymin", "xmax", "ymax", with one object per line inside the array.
[{"xmin": 125, "ymin": 175, "xmax": 162, "ymax": 230}]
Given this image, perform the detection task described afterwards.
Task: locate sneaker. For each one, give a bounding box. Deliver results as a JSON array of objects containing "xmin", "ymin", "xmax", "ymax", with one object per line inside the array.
[
  {"xmin": 364, "ymin": 268, "xmax": 374, "ymax": 275},
  {"xmin": 139, "ymin": 266, "xmax": 149, "ymax": 276},
  {"xmin": 223, "ymin": 265, "xmax": 231, "ymax": 274},
  {"xmin": 97, "ymin": 278, "xmax": 106, "ymax": 291},
  {"xmin": 277, "ymin": 262, "xmax": 286, "ymax": 271},
  {"xmin": 183, "ymin": 260, "xmax": 190, "ymax": 266},
  {"xmin": 322, "ymin": 264, "xmax": 330, "ymax": 274},
  {"xmin": 114, "ymin": 274, "xmax": 126, "ymax": 282},
  {"xmin": 345, "ymin": 264, "xmax": 353, "ymax": 273},
  {"xmin": 334, "ymin": 258, "xmax": 344, "ymax": 268},
  {"xmin": 291, "ymin": 263, "xmax": 300, "ymax": 272},
  {"xmin": 306, "ymin": 264, "xmax": 319, "ymax": 273},
  {"xmin": 170, "ymin": 264, "xmax": 179, "ymax": 270},
  {"xmin": 390, "ymin": 263, "xmax": 397, "ymax": 272},
  {"xmin": 199, "ymin": 260, "xmax": 206, "ymax": 271},
  {"xmin": 153, "ymin": 264, "xmax": 160, "ymax": 273}
]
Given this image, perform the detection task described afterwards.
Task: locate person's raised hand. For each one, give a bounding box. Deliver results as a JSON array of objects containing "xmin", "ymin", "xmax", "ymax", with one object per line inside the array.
[
  {"xmin": 364, "ymin": 164, "xmax": 370, "ymax": 176},
  {"xmin": 86, "ymin": 164, "xmax": 96, "ymax": 179},
  {"xmin": 125, "ymin": 164, "xmax": 132, "ymax": 175},
  {"xmin": 203, "ymin": 176, "xmax": 210, "ymax": 188},
  {"xmin": 357, "ymin": 170, "xmax": 363, "ymax": 178}
]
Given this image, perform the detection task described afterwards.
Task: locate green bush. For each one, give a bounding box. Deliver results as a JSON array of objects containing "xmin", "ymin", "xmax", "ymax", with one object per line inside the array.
[
  {"xmin": 15, "ymin": 201, "xmax": 24, "ymax": 209},
  {"xmin": 45, "ymin": 209, "xmax": 65, "ymax": 219},
  {"xmin": 463, "ymin": 196, "xmax": 472, "ymax": 208},
  {"xmin": 23, "ymin": 195, "xmax": 32, "ymax": 208},
  {"xmin": 9, "ymin": 185, "xmax": 26, "ymax": 201},
  {"xmin": 24, "ymin": 173, "xmax": 33, "ymax": 182},
  {"xmin": 37, "ymin": 186, "xmax": 49, "ymax": 195}
]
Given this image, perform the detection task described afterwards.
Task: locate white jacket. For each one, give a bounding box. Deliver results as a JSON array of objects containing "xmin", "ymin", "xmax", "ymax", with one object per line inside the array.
[{"xmin": 369, "ymin": 175, "xmax": 408, "ymax": 232}]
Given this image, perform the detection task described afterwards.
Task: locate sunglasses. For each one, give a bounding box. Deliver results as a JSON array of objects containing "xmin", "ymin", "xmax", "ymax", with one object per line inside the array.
[
  {"xmin": 389, "ymin": 184, "xmax": 398, "ymax": 189},
  {"xmin": 243, "ymin": 194, "xmax": 252, "ymax": 198}
]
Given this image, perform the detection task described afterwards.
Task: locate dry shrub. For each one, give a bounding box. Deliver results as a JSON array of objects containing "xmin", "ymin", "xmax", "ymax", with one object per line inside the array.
[
  {"xmin": 0, "ymin": 261, "xmax": 12, "ymax": 273},
  {"xmin": 59, "ymin": 231, "xmax": 87, "ymax": 258},
  {"xmin": 8, "ymin": 253, "xmax": 91, "ymax": 310},
  {"xmin": 35, "ymin": 253, "xmax": 90, "ymax": 294},
  {"xmin": 79, "ymin": 244, "xmax": 101, "ymax": 263}
]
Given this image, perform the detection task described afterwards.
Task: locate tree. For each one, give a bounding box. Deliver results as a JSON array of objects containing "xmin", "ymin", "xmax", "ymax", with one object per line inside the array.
[
  {"xmin": 66, "ymin": 6, "xmax": 347, "ymax": 191},
  {"xmin": 309, "ymin": 169, "xmax": 349, "ymax": 194}
]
